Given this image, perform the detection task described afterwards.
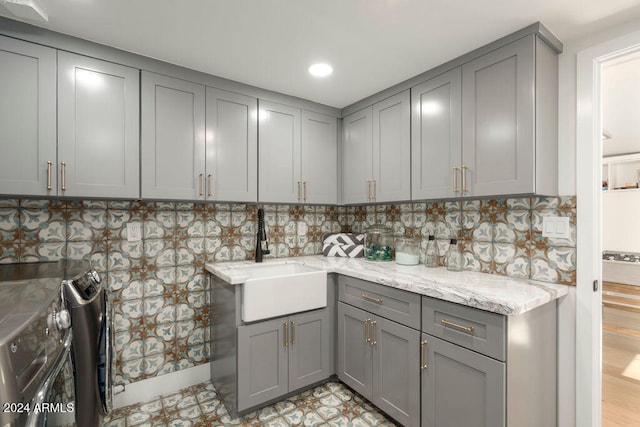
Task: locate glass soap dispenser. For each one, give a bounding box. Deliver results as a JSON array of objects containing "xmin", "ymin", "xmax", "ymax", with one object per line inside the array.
[
  {"xmin": 446, "ymin": 234, "xmax": 463, "ymax": 271},
  {"xmin": 425, "ymin": 235, "xmax": 439, "ymax": 268}
]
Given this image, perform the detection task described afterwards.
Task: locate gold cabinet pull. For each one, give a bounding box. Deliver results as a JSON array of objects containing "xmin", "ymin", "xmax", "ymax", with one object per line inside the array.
[
  {"xmin": 441, "ymin": 318, "xmax": 475, "ymax": 334},
  {"xmin": 370, "ymin": 320, "xmax": 377, "ymax": 346},
  {"xmin": 207, "ymin": 174, "xmax": 213, "ymax": 197},
  {"xmin": 290, "ymin": 320, "xmax": 295, "ymax": 345},
  {"xmin": 421, "ymin": 340, "xmax": 428, "ymax": 370},
  {"xmin": 461, "ymin": 165, "xmax": 468, "ymax": 193},
  {"xmin": 60, "ymin": 161, "xmax": 66, "ymax": 191},
  {"xmin": 303, "ymin": 181, "xmax": 307, "ymax": 202},
  {"xmin": 297, "ymin": 181, "xmax": 302, "ymax": 202},
  {"xmin": 372, "ymin": 179, "xmax": 376, "ymax": 202},
  {"xmin": 452, "ymin": 166, "xmax": 459, "ymax": 193},
  {"xmin": 199, "ymin": 173, "xmax": 204, "ymax": 197},
  {"xmin": 284, "ymin": 322, "xmax": 289, "ymax": 347},
  {"xmin": 46, "ymin": 161, "xmax": 52, "ymax": 191},
  {"xmin": 364, "ymin": 319, "xmax": 370, "ymax": 343},
  {"xmin": 362, "ymin": 294, "xmax": 383, "ymax": 304}
]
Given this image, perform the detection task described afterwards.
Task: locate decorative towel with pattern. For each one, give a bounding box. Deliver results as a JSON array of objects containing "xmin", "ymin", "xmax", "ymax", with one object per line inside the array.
[{"xmin": 322, "ymin": 233, "xmax": 365, "ymax": 258}]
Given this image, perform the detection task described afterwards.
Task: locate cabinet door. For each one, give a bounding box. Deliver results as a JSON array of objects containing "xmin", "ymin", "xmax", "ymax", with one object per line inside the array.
[
  {"xmin": 237, "ymin": 318, "xmax": 288, "ymax": 412},
  {"xmin": 141, "ymin": 72, "xmax": 205, "ymax": 200},
  {"xmin": 58, "ymin": 52, "xmax": 140, "ymax": 198},
  {"xmin": 301, "ymin": 110, "xmax": 337, "ymax": 204},
  {"xmin": 372, "ymin": 90, "xmax": 411, "ymax": 202},
  {"xmin": 337, "ymin": 302, "xmax": 373, "ymax": 397},
  {"xmin": 372, "ymin": 315, "xmax": 420, "ymax": 427},
  {"xmin": 0, "ymin": 36, "xmax": 56, "ymax": 197},
  {"xmin": 288, "ymin": 309, "xmax": 331, "ymax": 390},
  {"xmin": 411, "ymin": 68, "xmax": 462, "ymax": 200},
  {"xmin": 258, "ymin": 100, "xmax": 301, "ymax": 203},
  {"xmin": 206, "ymin": 87, "xmax": 257, "ymax": 202},
  {"xmin": 341, "ymin": 108, "xmax": 372, "ymax": 204},
  {"xmin": 422, "ymin": 333, "xmax": 505, "ymax": 427},
  {"xmin": 462, "ymin": 36, "xmax": 535, "ymax": 197}
]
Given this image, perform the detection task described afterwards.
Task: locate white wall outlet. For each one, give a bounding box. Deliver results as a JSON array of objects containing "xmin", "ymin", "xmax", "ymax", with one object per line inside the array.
[
  {"xmin": 542, "ymin": 216, "xmax": 570, "ymax": 239},
  {"xmin": 127, "ymin": 222, "xmax": 142, "ymax": 242},
  {"xmin": 297, "ymin": 221, "xmax": 308, "ymax": 236}
]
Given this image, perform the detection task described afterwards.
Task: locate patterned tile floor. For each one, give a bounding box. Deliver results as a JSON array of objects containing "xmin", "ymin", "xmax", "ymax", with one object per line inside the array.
[{"xmin": 103, "ymin": 380, "xmax": 398, "ymax": 426}]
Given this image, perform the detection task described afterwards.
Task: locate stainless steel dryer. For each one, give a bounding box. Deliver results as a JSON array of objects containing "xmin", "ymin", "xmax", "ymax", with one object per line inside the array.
[
  {"xmin": 62, "ymin": 265, "xmax": 112, "ymax": 427},
  {"xmin": 0, "ymin": 261, "xmax": 75, "ymax": 427}
]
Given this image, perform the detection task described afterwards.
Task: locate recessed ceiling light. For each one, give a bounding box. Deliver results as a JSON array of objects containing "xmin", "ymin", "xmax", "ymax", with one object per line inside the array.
[{"xmin": 308, "ymin": 63, "xmax": 333, "ymax": 78}]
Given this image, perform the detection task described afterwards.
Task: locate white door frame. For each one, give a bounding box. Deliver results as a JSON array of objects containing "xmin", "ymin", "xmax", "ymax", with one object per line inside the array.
[{"xmin": 576, "ymin": 30, "xmax": 640, "ymax": 427}]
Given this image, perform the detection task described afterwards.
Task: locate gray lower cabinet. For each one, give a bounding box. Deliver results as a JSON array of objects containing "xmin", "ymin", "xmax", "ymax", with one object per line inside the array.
[
  {"xmin": 58, "ymin": 52, "xmax": 140, "ymax": 198},
  {"xmin": 421, "ymin": 333, "xmax": 505, "ymax": 427},
  {"xmin": 337, "ymin": 302, "xmax": 420, "ymax": 427},
  {"xmin": 237, "ymin": 309, "xmax": 332, "ymax": 412},
  {"xmin": 0, "ymin": 35, "xmax": 56, "ymax": 197}
]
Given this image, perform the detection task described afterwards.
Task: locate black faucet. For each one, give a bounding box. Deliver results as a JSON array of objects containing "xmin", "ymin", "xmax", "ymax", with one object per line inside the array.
[{"xmin": 255, "ymin": 208, "xmax": 270, "ymax": 262}]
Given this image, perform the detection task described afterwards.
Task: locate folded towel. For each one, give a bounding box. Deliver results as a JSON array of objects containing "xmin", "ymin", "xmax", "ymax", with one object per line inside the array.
[{"xmin": 322, "ymin": 233, "xmax": 365, "ymax": 258}]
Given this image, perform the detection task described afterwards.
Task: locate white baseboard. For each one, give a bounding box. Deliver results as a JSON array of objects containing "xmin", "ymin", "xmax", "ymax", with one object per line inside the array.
[{"xmin": 112, "ymin": 364, "xmax": 210, "ymax": 409}]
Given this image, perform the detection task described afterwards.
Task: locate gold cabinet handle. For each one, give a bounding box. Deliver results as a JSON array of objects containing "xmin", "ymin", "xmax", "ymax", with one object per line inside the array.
[
  {"xmin": 372, "ymin": 179, "xmax": 376, "ymax": 202},
  {"xmin": 207, "ymin": 174, "xmax": 213, "ymax": 197},
  {"xmin": 284, "ymin": 322, "xmax": 289, "ymax": 347},
  {"xmin": 370, "ymin": 320, "xmax": 377, "ymax": 346},
  {"xmin": 364, "ymin": 319, "xmax": 370, "ymax": 343},
  {"xmin": 461, "ymin": 165, "xmax": 468, "ymax": 193},
  {"xmin": 297, "ymin": 181, "xmax": 302, "ymax": 202},
  {"xmin": 421, "ymin": 340, "xmax": 428, "ymax": 370},
  {"xmin": 60, "ymin": 161, "xmax": 66, "ymax": 191},
  {"xmin": 441, "ymin": 318, "xmax": 475, "ymax": 334},
  {"xmin": 362, "ymin": 294, "xmax": 383, "ymax": 304},
  {"xmin": 453, "ymin": 166, "xmax": 459, "ymax": 193},
  {"xmin": 199, "ymin": 173, "xmax": 204, "ymax": 197},
  {"xmin": 303, "ymin": 181, "xmax": 307, "ymax": 202},
  {"xmin": 290, "ymin": 320, "xmax": 295, "ymax": 345},
  {"xmin": 46, "ymin": 161, "xmax": 52, "ymax": 191}
]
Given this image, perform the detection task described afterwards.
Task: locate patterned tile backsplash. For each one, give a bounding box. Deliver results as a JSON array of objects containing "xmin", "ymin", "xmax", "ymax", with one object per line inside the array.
[{"xmin": 0, "ymin": 196, "xmax": 575, "ymax": 387}]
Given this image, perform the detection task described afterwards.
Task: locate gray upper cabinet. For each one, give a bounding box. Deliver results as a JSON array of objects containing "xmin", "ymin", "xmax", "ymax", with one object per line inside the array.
[
  {"xmin": 301, "ymin": 110, "xmax": 337, "ymax": 204},
  {"xmin": 461, "ymin": 34, "xmax": 557, "ymax": 197},
  {"xmin": 58, "ymin": 52, "xmax": 140, "ymax": 198},
  {"xmin": 411, "ymin": 67, "xmax": 462, "ymax": 200},
  {"xmin": 258, "ymin": 100, "xmax": 301, "ymax": 203},
  {"xmin": 206, "ymin": 87, "xmax": 257, "ymax": 202},
  {"xmin": 0, "ymin": 35, "xmax": 56, "ymax": 197},
  {"xmin": 341, "ymin": 107, "xmax": 372, "ymax": 204},
  {"xmin": 341, "ymin": 90, "xmax": 410, "ymax": 204},
  {"xmin": 141, "ymin": 71, "xmax": 206, "ymax": 200},
  {"xmin": 258, "ymin": 102, "xmax": 337, "ymax": 204},
  {"xmin": 371, "ymin": 90, "xmax": 411, "ymax": 202},
  {"xmin": 422, "ymin": 333, "xmax": 505, "ymax": 427}
]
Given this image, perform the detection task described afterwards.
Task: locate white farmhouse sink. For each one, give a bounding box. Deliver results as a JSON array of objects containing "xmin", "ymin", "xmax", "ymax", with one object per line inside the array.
[{"xmin": 238, "ymin": 263, "xmax": 327, "ymax": 322}]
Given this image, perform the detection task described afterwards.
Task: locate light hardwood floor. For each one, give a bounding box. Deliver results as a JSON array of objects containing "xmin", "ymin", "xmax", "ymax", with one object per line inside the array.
[{"xmin": 602, "ymin": 282, "xmax": 640, "ymax": 426}]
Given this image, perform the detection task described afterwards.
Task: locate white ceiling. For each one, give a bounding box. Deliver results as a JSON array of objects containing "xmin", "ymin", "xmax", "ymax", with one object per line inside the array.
[
  {"xmin": 603, "ymin": 54, "xmax": 640, "ymax": 157},
  {"xmin": 2, "ymin": 0, "xmax": 640, "ymax": 108}
]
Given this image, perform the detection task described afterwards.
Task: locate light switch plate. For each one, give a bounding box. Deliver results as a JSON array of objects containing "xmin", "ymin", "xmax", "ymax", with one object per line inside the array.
[
  {"xmin": 127, "ymin": 222, "xmax": 142, "ymax": 242},
  {"xmin": 297, "ymin": 221, "xmax": 308, "ymax": 236},
  {"xmin": 542, "ymin": 216, "xmax": 570, "ymax": 239}
]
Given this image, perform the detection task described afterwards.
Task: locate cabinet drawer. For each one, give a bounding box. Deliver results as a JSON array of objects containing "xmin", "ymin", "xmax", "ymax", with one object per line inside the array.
[
  {"xmin": 338, "ymin": 275, "xmax": 421, "ymax": 329},
  {"xmin": 422, "ymin": 296, "xmax": 505, "ymax": 361}
]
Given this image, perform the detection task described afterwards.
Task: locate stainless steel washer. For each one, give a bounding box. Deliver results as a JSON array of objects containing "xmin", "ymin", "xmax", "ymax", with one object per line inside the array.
[
  {"xmin": 0, "ymin": 261, "xmax": 75, "ymax": 427},
  {"xmin": 62, "ymin": 266, "xmax": 112, "ymax": 427}
]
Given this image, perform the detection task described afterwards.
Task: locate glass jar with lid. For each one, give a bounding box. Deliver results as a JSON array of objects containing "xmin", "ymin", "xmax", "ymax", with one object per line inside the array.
[
  {"xmin": 395, "ymin": 237, "xmax": 420, "ymax": 265},
  {"xmin": 364, "ymin": 224, "xmax": 395, "ymax": 261}
]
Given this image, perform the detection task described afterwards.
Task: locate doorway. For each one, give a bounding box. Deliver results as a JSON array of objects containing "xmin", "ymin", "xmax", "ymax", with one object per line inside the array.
[
  {"xmin": 600, "ymin": 53, "xmax": 640, "ymax": 426},
  {"xmin": 576, "ymin": 28, "xmax": 640, "ymax": 427}
]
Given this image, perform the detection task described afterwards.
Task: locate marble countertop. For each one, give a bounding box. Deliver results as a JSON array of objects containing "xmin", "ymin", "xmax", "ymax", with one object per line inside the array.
[{"xmin": 205, "ymin": 256, "xmax": 568, "ymax": 316}]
